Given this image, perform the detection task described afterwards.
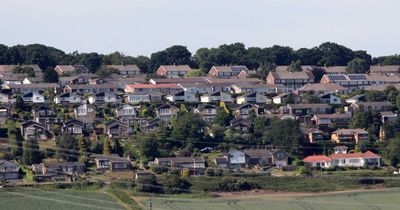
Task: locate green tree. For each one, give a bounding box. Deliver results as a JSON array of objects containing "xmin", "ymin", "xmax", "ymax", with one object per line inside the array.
[
  {"xmin": 138, "ymin": 134, "xmax": 160, "ymax": 160},
  {"xmin": 43, "ymin": 67, "xmax": 59, "ymax": 83},
  {"xmin": 265, "ymin": 119, "xmax": 304, "ymax": 155},
  {"xmin": 346, "ymin": 58, "xmax": 370, "ymax": 74},
  {"xmin": 22, "ymin": 139, "xmax": 42, "ymax": 165},
  {"xmin": 96, "ymin": 66, "xmax": 119, "ymax": 77},
  {"xmin": 184, "ymin": 69, "xmax": 205, "ymax": 77},
  {"xmin": 284, "ymin": 93, "xmax": 295, "ymax": 104},
  {"xmin": 7, "ymin": 120, "xmax": 23, "ymax": 157},
  {"xmin": 78, "ymin": 135, "xmax": 88, "ymax": 163},
  {"xmin": 288, "ymin": 60, "xmax": 302, "ymax": 72},
  {"xmin": 15, "ymin": 96, "xmax": 24, "ymax": 110},
  {"xmin": 257, "ymin": 62, "xmax": 276, "ymax": 79},
  {"xmin": 55, "ymin": 133, "xmax": 78, "ymax": 161},
  {"xmin": 12, "ymin": 66, "xmax": 35, "ymax": 77},
  {"xmin": 171, "ymin": 112, "xmax": 206, "ymax": 148},
  {"xmin": 113, "ymin": 139, "xmax": 123, "ymax": 157},
  {"xmin": 103, "ymin": 137, "xmax": 112, "ymax": 155}
]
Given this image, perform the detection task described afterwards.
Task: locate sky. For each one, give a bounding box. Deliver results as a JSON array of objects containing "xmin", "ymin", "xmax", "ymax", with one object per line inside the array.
[{"xmin": 1, "ymin": 0, "xmax": 399, "ymax": 57}]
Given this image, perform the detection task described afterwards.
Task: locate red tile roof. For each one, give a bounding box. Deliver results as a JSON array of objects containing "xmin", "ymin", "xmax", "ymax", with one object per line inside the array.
[{"xmin": 303, "ymin": 155, "xmax": 332, "ymax": 162}]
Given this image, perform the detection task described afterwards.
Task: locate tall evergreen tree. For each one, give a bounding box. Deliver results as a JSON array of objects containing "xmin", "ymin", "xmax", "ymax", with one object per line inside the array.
[
  {"xmin": 78, "ymin": 135, "xmax": 88, "ymax": 163},
  {"xmin": 103, "ymin": 137, "xmax": 111, "ymax": 155},
  {"xmin": 22, "ymin": 139, "xmax": 42, "ymax": 165},
  {"xmin": 113, "ymin": 139, "xmax": 123, "ymax": 157}
]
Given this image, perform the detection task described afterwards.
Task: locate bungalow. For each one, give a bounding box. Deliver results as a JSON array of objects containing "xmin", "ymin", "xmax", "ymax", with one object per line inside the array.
[
  {"xmin": 230, "ymin": 118, "xmax": 252, "ymax": 132},
  {"xmin": 348, "ymin": 101, "xmax": 394, "ymax": 112},
  {"xmin": 233, "ymin": 103, "xmax": 259, "ymax": 119},
  {"xmin": 177, "ymin": 83, "xmax": 214, "ymax": 94},
  {"xmin": 206, "ymin": 78, "xmax": 263, "ymax": 92},
  {"xmin": 33, "ymin": 106, "xmax": 62, "ymax": 130},
  {"xmin": 369, "ymin": 65, "xmax": 399, "ymax": 75},
  {"xmin": 244, "ymin": 149, "xmax": 288, "ymax": 168},
  {"xmin": 2, "ymin": 83, "xmax": 59, "ymax": 94},
  {"xmin": 331, "ymin": 128, "xmax": 369, "ymax": 144},
  {"xmin": 62, "ymin": 119, "xmax": 85, "ymax": 135},
  {"xmin": 149, "ymin": 77, "xmax": 208, "ymax": 85},
  {"xmin": 266, "ymin": 67, "xmax": 315, "ymax": 89},
  {"xmin": 194, "ymin": 104, "xmax": 219, "ymax": 123},
  {"xmin": 0, "ymin": 93, "xmax": 10, "ymax": 104},
  {"xmin": 54, "ymin": 92, "xmax": 84, "ymax": 104},
  {"xmin": 318, "ymin": 93, "xmax": 342, "ymax": 105},
  {"xmin": 311, "ymin": 113, "xmax": 352, "ymax": 127},
  {"xmin": 93, "ymin": 154, "xmax": 132, "ymax": 171},
  {"xmin": 105, "ymin": 65, "xmax": 141, "ymax": 77},
  {"xmin": 54, "ymin": 65, "xmax": 89, "ymax": 75},
  {"xmin": 296, "ymin": 83, "xmax": 348, "ymax": 95},
  {"xmin": 303, "ymin": 155, "xmax": 333, "ymax": 168},
  {"xmin": 124, "ymin": 93, "xmax": 162, "ymax": 104},
  {"xmin": 0, "ymin": 105, "xmax": 11, "ymax": 124},
  {"xmin": 200, "ymin": 91, "xmax": 233, "ymax": 103},
  {"xmin": 272, "ymin": 92, "xmax": 300, "ymax": 104},
  {"xmin": 155, "ymin": 104, "xmax": 179, "ymax": 122},
  {"xmin": 165, "ymin": 91, "xmax": 198, "ymax": 102},
  {"xmin": 64, "ymin": 84, "xmax": 121, "ymax": 94},
  {"xmin": 105, "ymin": 119, "xmax": 130, "ymax": 138},
  {"xmin": 208, "ymin": 65, "xmax": 249, "ymax": 78},
  {"xmin": 231, "ymin": 84, "xmax": 286, "ymax": 94},
  {"xmin": 228, "ymin": 150, "xmax": 247, "ymax": 169},
  {"xmin": 320, "ymin": 74, "xmax": 370, "ymax": 89},
  {"xmin": 154, "ymin": 157, "xmax": 206, "ymax": 169},
  {"xmin": 140, "ymin": 118, "xmax": 166, "ymax": 133},
  {"xmin": 156, "ymin": 65, "xmax": 192, "ymax": 78},
  {"xmin": 236, "ymin": 92, "xmax": 270, "ymax": 104},
  {"xmin": 214, "ymin": 157, "xmax": 229, "ymax": 168},
  {"xmin": 0, "ymin": 160, "xmax": 21, "ymax": 181},
  {"xmin": 36, "ymin": 162, "xmax": 85, "ymax": 175},
  {"xmin": 115, "ymin": 104, "xmax": 138, "ymax": 125},
  {"xmin": 74, "ymin": 104, "xmax": 96, "ymax": 129},
  {"xmin": 124, "ymin": 84, "xmax": 181, "ymax": 94},
  {"xmin": 330, "ymin": 148, "xmax": 381, "ymax": 167},
  {"xmin": 88, "ymin": 92, "xmax": 118, "ymax": 104},
  {"xmin": 22, "ymin": 91, "xmax": 45, "ymax": 103},
  {"xmin": 281, "ymin": 104, "xmax": 331, "ymax": 116},
  {"xmin": 20, "ymin": 121, "xmax": 48, "ymax": 140}
]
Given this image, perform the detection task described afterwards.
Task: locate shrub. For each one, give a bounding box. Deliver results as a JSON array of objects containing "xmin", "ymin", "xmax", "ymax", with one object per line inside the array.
[
  {"xmin": 358, "ymin": 178, "xmax": 384, "ymax": 185},
  {"xmin": 217, "ymin": 177, "xmax": 259, "ymax": 192}
]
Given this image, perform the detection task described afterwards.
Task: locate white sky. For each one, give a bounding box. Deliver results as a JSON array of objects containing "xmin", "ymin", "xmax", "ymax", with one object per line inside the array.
[{"xmin": 1, "ymin": 0, "xmax": 399, "ymax": 57}]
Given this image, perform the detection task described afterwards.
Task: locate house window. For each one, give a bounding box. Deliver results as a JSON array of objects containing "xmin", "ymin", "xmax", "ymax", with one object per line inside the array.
[{"xmin": 160, "ymin": 109, "xmax": 171, "ymax": 115}]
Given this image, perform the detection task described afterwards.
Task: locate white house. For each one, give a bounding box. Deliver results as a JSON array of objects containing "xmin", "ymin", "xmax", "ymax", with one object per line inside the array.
[
  {"xmin": 22, "ymin": 91, "xmax": 45, "ymax": 103},
  {"xmin": 303, "ymin": 155, "xmax": 332, "ymax": 168},
  {"xmin": 318, "ymin": 93, "xmax": 341, "ymax": 105},
  {"xmin": 54, "ymin": 92, "xmax": 84, "ymax": 104},
  {"xmin": 200, "ymin": 91, "xmax": 233, "ymax": 103},
  {"xmin": 88, "ymin": 92, "xmax": 117, "ymax": 104},
  {"xmin": 236, "ymin": 92, "xmax": 270, "ymax": 104},
  {"xmin": 165, "ymin": 91, "xmax": 197, "ymax": 103},
  {"xmin": 228, "ymin": 150, "xmax": 247, "ymax": 169}
]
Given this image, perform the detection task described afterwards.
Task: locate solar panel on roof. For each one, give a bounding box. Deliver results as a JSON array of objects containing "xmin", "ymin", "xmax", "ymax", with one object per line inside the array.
[
  {"xmin": 327, "ymin": 75, "xmax": 346, "ymax": 81},
  {"xmin": 348, "ymin": 74, "xmax": 367, "ymax": 80}
]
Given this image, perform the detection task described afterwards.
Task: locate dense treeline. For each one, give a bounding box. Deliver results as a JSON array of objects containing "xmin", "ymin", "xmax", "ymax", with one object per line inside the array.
[{"xmin": 0, "ymin": 42, "xmax": 399, "ymax": 75}]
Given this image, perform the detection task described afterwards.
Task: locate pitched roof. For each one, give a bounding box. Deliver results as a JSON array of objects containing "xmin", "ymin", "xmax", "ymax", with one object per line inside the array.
[
  {"xmin": 106, "ymin": 65, "xmax": 141, "ymax": 72},
  {"xmin": 370, "ymin": 65, "xmax": 399, "ymax": 73},
  {"xmin": 269, "ymin": 69, "xmax": 315, "ymax": 80},
  {"xmin": 332, "ymin": 128, "xmax": 368, "ymax": 135},
  {"xmin": 323, "ymin": 66, "xmax": 347, "ymax": 74},
  {"xmin": 160, "ymin": 65, "xmax": 192, "ymax": 72},
  {"xmin": 297, "ymin": 83, "xmax": 347, "ymax": 92},
  {"xmin": 330, "ymin": 151, "xmax": 380, "ymax": 159},
  {"xmin": 126, "ymin": 84, "xmax": 179, "ymax": 89},
  {"xmin": 156, "ymin": 156, "xmax": 205, "ymax": 164},
  {"xmin": 303, "ymin": 155, "xmax": 332, "ymax": 162}
]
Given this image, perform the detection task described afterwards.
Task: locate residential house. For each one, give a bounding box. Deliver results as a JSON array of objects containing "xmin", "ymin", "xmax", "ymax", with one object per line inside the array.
[
  {"xmin": 194, "ymin": 104, "xmax": 219, "ymax": 123},
  {"xmin": 369, "ymin": 65, "xmax": 399, "ymax": 75},
  {"xmin": 54, "ymin": 65, "xmax": 89, "ymax": 75},
  {"xmin": 381, "ymin": 111, "xmax": 398, "ymax": 124},
  {"xmin": 88, "ymin": 92, "xmax": 118, "ymax": 104},
  {"xmin": 311, "ymin": 113, "xmax": 352, "ymax": 127},
  {"xmin": 165, "ymin": 91, "xmax": 198, "ymax": 102},
  {"xmin": 0, "ymin": 93, "xmax": 10, "ymax": 104},
  {"xmin": 33, "ymin": 106, "xmax": 61, "ymax": 130},
  {"xmin": 54, "ymin": 92, "xmax": 84, "ymax": 104},
  {"xmin": 272, "ymin": 92, "xmax": 300, "ymax": 104},
  {"xmin": 236, "ymin": 92, "xmax": 270, "ymax": 104},
  {"xmin": 330, "ymin": 148, "xmax": 381, "ymax": 167},
  {"xmin": 266, "ymin": 67, "xmax": 315, "ymax": 89},
  {"xmin": 156, "ymin": 65, "xmax": 192, "ymax": 78},
  {"xmin": 140, "ymin": 118, "xmax": 166, "ymax": 133},
  {"xmin": 345, "ymin": 94, "xmax": 365, "ymax": 104},
  {"xmin": 305, "ymin": 128, "xmax": 325, "ymax": 143},
  {"xmin": 228, "ymin": 150, "xmax": 247, "ymax": 169},
  {"xmin": 115, "ymin": 104, "xmax": 138, "ymax": 125},
  {"xmin": 296, "ymin": 83, "xmax": 348, "ymax": 95},
  {"xmin": 149, "ymin": 77, "xmax": 208, "ymax": 85},
  {"xmin": 200, "ymin": 91, "xmax": 233, "ymax": 103},
  {"xmin": 0, "ymin": 64, "xmax": 42, "ymax": 75},
  {"xmin": 105, "ymin": 119, "xmax": 130, "ymax": 138},
  {"xmin": 177, "ymin": 83, "xmax": 214, "ymax": 94},
  {"xmin": 208, "ymin": 65, "xmax": 249, "ymax": 78},
  {"xmin": 124, "ymin": 93, "xmax": 162, "ymax": 104},
  {"xmin": 106, "ymin": 65, "xmax": 141, "ymax": 77},
  {"xmin": 231, "ymin": 84, "xmax": 286, "ymax": 94},
  {"xmin": 244, "ymin": 149, "xmax": 288, "ymax": 168},
  {"xmin": 22, "ymin": 91, "xmax": 45, "ymax": 104},
  {"xmin": 366, "ymin": 73, "xmax": 400, "ymax": 85},
  {"xmin": 93, "ymin": 155, "xmax": 132, "ymax": 171},
  {"xmin": 230, "ymin": 118, "xmax": 252, "ymax": 132},
  {"xmin": 206, "ymin": 78, "xmax": 263, "ymax": 92},
  {"xmin": 318, "ymin": 93, "xmax": 342, "ymax": 105},
  {"xmin": 348, "ymin": 101, "xmax": 394, "ymax": 112},
  {"xmin": 124, "ymin": 84, "xmax": 181, "ymax": 94},
  {"xmin": 214, "ymin": 157, "xmax": 228, "ymax": 168},
  {"xmin": 323, "ymin": 66, "xmax": 347, "ymax": 74},
  {"xmin": 74, "ymin": 104, "xmax": 96, "ymax": 129},
  {"xmin": 0, "ymin": 105, "xmax": 10, "ymax": 124},
  {"xmin": 64, "ymin": 84, "xmax": 121, "ymax": 94},
  {"xmin": 331, "ymin": 128, "xmax": 369, "ymax": 144},
  {"xmin": 320, "ymin": 74, "xmax": 370, "ymax": 89},
  {"xmin": 36, "ymin": 162, "xmax": 85, "ymax": 175},
  {"xmin": 155, "ymin": 104, "xmax": 179, "ymax": 122},
  {"xmin": 0, "ymin": 160, "xmax": 21, "ymax": 181},
  {"xmin": 22, "ymin": 77, "xmax": 43, "ymax": 84},
  {"xmin": 154, "ymin": 157, "xmax": 206, "ymax": 169},
  {"xmin": 2, "ymin": 83, "xmax": 59, "ymax": 94},
  {"xmin": 233, "ymin": 103, "xmax": 259, "ymax": 119},
  {"xmin": 62, "ymin": 119, "xmax": 85, "ymax": 135},
  {"xmin": 303, "ymin": 155, "xmax": 333, "ymax": 168},
  {"xmin": 280, "ymin": 104, "xmax": 331, "ymax": 116},
  {"xmin": 20, "ymin": 121, "xmax": 48, "ymax": 140}
]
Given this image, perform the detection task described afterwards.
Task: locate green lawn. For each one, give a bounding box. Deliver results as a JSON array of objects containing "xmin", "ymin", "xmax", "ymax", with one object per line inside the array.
[
  {"xmin": 143, "ymin": 188, "xmax": 400, "ymax": 210},
  {"xmin": 0, "ymin": 188, "xmax": 126, "ymax": 210}
]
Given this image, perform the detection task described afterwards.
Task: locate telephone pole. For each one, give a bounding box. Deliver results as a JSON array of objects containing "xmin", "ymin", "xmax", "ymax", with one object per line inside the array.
[{"xmin": 148, "ymin": 195, "xmax": 152, "ymax": 210}]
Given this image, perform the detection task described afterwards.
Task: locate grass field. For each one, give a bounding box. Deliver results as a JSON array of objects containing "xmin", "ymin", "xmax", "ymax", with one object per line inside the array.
[
  {"xmin": 141, "ymin": 188, "xmax": 400, "ymax": 210},
  {"xmin": 0, "ymin": 188, "xmax": 126, "ymax": 210}
]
